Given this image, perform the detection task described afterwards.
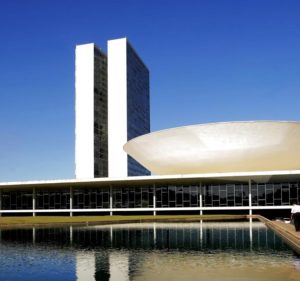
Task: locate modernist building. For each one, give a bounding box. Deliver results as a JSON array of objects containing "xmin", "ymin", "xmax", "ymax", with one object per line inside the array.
[
  {"xmin": 0, "ymin": 39, "xmax": 299, "ymax": 218},
  {"xmin": 75, "ymin": 38, "xmax": 150, "ymax": 179}
]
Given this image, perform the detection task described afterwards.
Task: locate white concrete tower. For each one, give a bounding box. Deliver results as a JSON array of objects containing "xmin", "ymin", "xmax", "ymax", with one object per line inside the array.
[
  {"xmin": 108, "ymin": 38, "xmax": 150, "ymax": 177},
  {"xmin": 75, "ymin": 43, "xmax": 108, "ymax": 179},
  {"xmin": 75, "ymin": 38, "xmax": 149, "ymax": 179}
]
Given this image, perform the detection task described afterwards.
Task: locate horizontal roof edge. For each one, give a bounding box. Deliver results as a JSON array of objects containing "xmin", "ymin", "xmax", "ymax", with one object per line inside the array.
[{"xmin": 1, "ymin": 170, "xmax": 300, "ymax": 188}]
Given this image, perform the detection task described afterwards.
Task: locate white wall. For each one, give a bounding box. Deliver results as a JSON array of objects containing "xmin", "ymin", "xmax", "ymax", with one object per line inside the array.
[
  {"xmin": 75, "ymin": 44, "xmax": 95, "ymax": 179},
  {"xmin": 108, "ymin": 38, "xmax": 128, "ymax": 178}
]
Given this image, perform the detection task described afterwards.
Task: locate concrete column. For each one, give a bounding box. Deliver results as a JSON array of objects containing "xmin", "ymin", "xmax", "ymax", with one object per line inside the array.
[
  {"xmin": 199, "ymin": 183, "xmax": 203, "ymax": 215},
  {"xmin": 70, "ymin": 186, "xmax": 73, "ymax": 217},
  {"xmin": 153, "ymin": 184, "xmax": 156, "ymax": 216},
  {"xmin": 32, "ymin": 188, "xmax": 36, "ymax": 217},
  {"xmin": 110, "ymin": 185, "xmax": 113, "ymax": 216},
  {"xmin": 248, "ymin": 178, "xmax": 252, "ymax": 216}
]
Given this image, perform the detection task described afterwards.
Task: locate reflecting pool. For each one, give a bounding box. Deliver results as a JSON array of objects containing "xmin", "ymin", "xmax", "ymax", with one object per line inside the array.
[{"xmin": 0, "ymin": 221, "xmax": 299, "ymax": 281}]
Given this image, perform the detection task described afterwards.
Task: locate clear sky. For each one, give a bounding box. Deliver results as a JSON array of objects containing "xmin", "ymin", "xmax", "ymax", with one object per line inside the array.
[{"xmin": 0, "ymin": 0, "xmax": 300, "ymax": 181}]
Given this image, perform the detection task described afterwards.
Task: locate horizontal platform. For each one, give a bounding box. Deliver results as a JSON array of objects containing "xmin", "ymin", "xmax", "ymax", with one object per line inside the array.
[{"xmin": 258, "ymin": 217, "xmax": 300, "ymax": 254}]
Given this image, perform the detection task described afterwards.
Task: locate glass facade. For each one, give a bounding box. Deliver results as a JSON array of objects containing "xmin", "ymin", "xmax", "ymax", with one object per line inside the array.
[
  {"xmin": 36, "ymin": 189, "xmax": 70, "ymax": 209},
  {"xmin": 126, "ymin": 42, "xmax": 150, "ymax": 176},
  {"xmin": 251, "ymin": 183, "xmax": 300, "ymax": 206},
  {"xmin": 0, "ymin": 182, "xmax": 299, "ymax": 211},
  {"xmin": 94, "ymin": 47, "xmax": 108, "ymax": 178},
  {"xmin": 112, "ymin": 185, "xmax": 154, "ymax": 208},
  {"xmin": 73, "ymin": 188, "xmax": 110, "ymax": 209},
  {"xmin": 156, "ymin": 185, "xmax": 199, "ymax": 208},
  {"xmin": 1, "ymin": 190, "xmax": 32, "ymax": 210},
  {"xmin": 203, "ymin": 184, "xmax": 249, "ymax": 207}
]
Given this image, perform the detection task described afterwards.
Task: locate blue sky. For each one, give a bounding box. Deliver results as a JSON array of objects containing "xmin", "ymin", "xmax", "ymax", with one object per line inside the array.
[{"xmin": 0, "ymin": 0, "xmax": 300, "ymax": 181}]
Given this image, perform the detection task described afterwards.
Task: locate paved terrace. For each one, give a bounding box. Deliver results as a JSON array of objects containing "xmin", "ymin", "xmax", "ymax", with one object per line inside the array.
[{"xmin": 256, "ymin": 215, "xmax": 300, "ymax": 254}]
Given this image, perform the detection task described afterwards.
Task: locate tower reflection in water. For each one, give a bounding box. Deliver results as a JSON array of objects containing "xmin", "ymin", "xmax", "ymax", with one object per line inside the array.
[{"xmin": 0, "ymin": 222, "xmax": 296, "ymax": 281}]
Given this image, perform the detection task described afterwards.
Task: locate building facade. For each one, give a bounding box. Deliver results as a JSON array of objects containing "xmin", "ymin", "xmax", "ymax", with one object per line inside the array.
[
  {"xmin": 1, "ymin": 39, "xmax": 299, "ymax": 218},
  {"xmin": 75, "ymin": 38, "xmax": 150, "ymax": 179},
  {"xmin": 0, "ymin": 171, "xmax": 299, "ymax": 217}
]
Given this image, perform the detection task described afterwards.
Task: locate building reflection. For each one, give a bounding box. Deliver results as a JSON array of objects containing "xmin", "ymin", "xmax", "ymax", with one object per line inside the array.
[
  {"xmin": 0, "ymin": 221, "xmax": 292, "ymax": 281},
  {"xmin": 75, "ymin": 251, "xmax": 129, "ymax": 281},
  {"xmin": 76, "ymin": 252, "xmax": 96, "ymax": 281}
]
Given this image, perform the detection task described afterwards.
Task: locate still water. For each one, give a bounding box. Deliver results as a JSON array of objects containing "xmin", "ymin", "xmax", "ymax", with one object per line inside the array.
[{"xmin": 0, "ymin": 221, "xmax": 299, "ymax": 281}]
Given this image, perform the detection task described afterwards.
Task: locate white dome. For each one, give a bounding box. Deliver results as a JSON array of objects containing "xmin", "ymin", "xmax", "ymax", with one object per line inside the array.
[{"xmin": 124, "ymin": 121, "xmax": 300, "ymax": 175}]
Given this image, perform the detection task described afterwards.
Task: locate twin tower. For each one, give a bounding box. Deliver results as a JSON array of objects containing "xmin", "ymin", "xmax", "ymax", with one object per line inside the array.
[{"xmin": 75, "ymin": 38, "xmax": 150, "ymax": 179}]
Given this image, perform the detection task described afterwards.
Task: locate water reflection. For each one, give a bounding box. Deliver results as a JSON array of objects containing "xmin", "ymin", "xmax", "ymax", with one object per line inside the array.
[
  {"xmin": 0, "ymin": 221, "xmax": 299, "ymax": 281},
  {"xmin": 0, "ymin": 222, "xmax": 289, "ymax": 251}
]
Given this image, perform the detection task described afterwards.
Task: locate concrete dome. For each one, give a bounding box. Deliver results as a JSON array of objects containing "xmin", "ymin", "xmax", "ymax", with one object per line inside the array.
[{"xmin": 123, "ymin": 121, "xmax": 300, "ymax": 175}]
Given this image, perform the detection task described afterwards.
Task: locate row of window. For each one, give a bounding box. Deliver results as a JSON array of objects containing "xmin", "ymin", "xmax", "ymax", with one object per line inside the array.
[
  {"xmin": 251, "ymin": 183, "xmax": 299, "ymax": 206},
  {"xmin": 113, "ymin": 186, "xmax": 154, "ymax": 208},
  {"xmin": 156, "ymin": 185, "xmax": 199, "ymax": 207},
  {"xmin": 203, "ymin": 184, "xmax": 249, "ymax": 207},
  {"xmin": 1, "ymin": 183, "xmax": 299, "ymax": 210}
]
